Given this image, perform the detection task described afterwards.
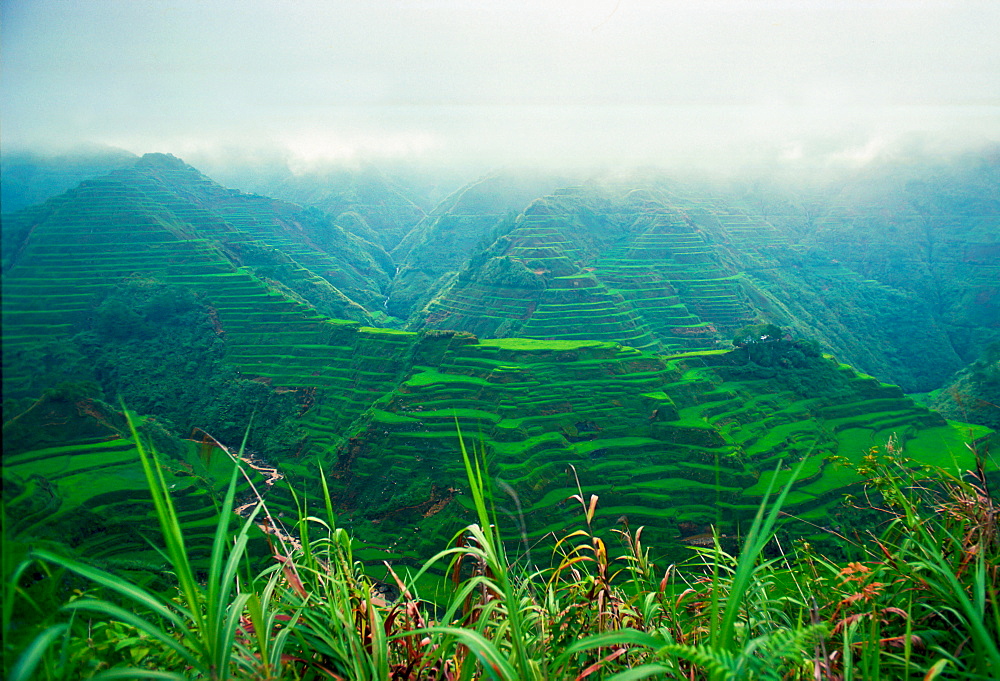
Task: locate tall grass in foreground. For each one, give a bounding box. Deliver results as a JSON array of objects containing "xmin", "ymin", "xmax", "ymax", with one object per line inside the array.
[
  {"xmin": 6, "ymin": 412, "xmax": 271, "ymax": 681},
  {"xmin": 4, "ymin": 425, "xmax": 997, "ymax": 679}
]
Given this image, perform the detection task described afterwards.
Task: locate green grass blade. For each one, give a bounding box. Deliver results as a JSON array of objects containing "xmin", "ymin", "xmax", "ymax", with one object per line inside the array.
[
  {"xmin": 123, "ymin": 406, "xmax": 204, "ymax": 633},
  {"xmin": 454, "ymin": 421, "xmax": 535, "ymax": 677},
  {"xmin": 407, "ymin": 625, "xmax": 519, "ymax": 681},
  {"xmin": 219, "ymin": 591, "xmax": 253, "ymax": 670},
  {"xmin": 207, "ymin": 462, "xmax": 241, "ymax": 596},
  {"xmin": 973, "ymin": 549, "xmax": 986, "ymax": 624},
  {"xmin": 269, "ymin": 621, "xmax": 296, "ymax": 671},
  {"xmin": 923, "ymin": 658, "xmax": 949, "ymax": 680},
  {"xmin": 30, "ymin": 548, "xmax": 192, "ymax": 632},
  {"xmin": 318, "ymin": 464, "xmax": 338, "ymax": 531},
  {"xmin": 3, "ymin": 556, "xmax": 38, "ymax": 634},
  {"xmin": 63, "ymin": 600, "xmax": 200, "ymax": 669},
  {"xmin": 7, "ymin": 623, "xmax": 69, "ymax": 681},
  {"xmin": 606, "ymin": 664, "xmax": 674, "ymax": 681},
  {"xmin": 206, "ymin": 461, "xmax": 243, "ymax": 668},
  {"xmin": 560, "ymin": 628, "xmax": 662, "ymax": 658},
  {"xmin": 209, "ymin": 498, "xmax": 260, "ymax": 670},
  {"xmin": 244, "ymin": 591, "xmax": 268, "ymax": 663},
  {"xmin": 456, "ymin": 420, "xmax": 491, "ymax": 536},
  {"xmin": 90, "ymin": 669, "xmax": 188, "ymax": 680},
  {"xmin": 914, "ymin": 555, "xmax": 1000, "ymax": 671},
  {"xmin": 717, "ymin": 455, "xmax": 810, "ymax": 654}
]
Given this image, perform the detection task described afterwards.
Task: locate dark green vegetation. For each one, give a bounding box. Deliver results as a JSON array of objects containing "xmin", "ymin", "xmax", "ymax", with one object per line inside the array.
[
  {"xmin": 929, "ymin": 341, "xmax": 1000, "ymax": 430},
  {"xmin": 6, "ymin": 423, "xmax": 998, "ymax": 679},
  {"xmin": 2, "ymin": 149, "xmax": 998, "ymax": 675}
]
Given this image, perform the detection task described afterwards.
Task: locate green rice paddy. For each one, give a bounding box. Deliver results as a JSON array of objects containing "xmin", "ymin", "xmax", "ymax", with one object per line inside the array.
[{"xmin": 2, "ymin": 155, "xmax": 995, "ymax": 566}]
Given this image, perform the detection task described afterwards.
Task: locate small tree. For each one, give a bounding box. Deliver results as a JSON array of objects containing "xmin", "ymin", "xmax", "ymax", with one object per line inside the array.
[{"xmin": 732, "ymin": 323, "xmax": 784, "ymax": 348}]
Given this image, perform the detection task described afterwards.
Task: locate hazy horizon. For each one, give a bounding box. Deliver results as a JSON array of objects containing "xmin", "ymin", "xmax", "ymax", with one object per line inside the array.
[{"xmin": 3, "ymin": 0, "xmax": 998, "ymax": 172}]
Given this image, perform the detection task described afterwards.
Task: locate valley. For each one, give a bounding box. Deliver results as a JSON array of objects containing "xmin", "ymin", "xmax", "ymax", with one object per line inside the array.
[{"xmin": 2, "ymin": 150, "xmax": 998, "ymax": 568}]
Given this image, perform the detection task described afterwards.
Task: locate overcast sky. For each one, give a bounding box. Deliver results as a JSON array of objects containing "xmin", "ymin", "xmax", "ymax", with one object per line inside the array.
[{"xmin": 2, "ymin": 0, "xmax": 998, "ymax": 169}]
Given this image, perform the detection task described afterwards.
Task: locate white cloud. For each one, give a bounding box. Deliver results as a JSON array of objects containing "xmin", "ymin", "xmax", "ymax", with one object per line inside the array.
[{"xmin": 1, "ymin": 0, "xmax": 997, "ymax": 167}]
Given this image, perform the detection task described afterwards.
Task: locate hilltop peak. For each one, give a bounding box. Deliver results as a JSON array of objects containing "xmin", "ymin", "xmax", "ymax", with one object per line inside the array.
[{"xmin": 135, "ymin": 152, "xmax": 194, "ymax": 171}]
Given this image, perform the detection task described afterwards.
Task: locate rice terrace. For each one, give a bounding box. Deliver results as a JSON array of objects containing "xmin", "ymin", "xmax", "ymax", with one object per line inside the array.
[{"xmin": 2, "ymin": 1, "xmax": 999, "ymax": 678}]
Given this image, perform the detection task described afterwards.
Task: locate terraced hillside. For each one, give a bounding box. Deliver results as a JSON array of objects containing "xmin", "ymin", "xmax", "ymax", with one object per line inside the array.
[
  {"xmin": 412, "ymin": 184, "xmax": 751, "ymax": 353},
  {"xmin": 1, "ymin": 154, "xmax": 429, "ymax": 404},
  {"xmin": 10, "ymin": 152, "xmax": 995, "ymax": 392},
  {"xmin": 406, "ymin": 170, "xmax": 990, "ymax": 383},
  {"xmin": 2, "ymin": 152, "xmax": 996, "ymax": 567},
  {"xmin": 1, "ymin": 154, "xmax": 397, "ymax": 332},
  {"xmin": 314, "ymin": 334, "xmax": 987, "ymax": 563},
  {"xmin": 0, "ymin": 146, "xmax": 137, "ymax": 214},
  {"xmin": 643, "ymin": 157, "xmax": 1000, "ymax": 392},
  {"xmin": 201, "ymin": 162, "xmax": 431, "ymax": 253},
  {"xmin": 3, "ymin": 322, "xmax": 987, "ymax": 567},
  {"xmin": 386, "ymin": 172, "xmax": 570, "ymax": 318},
  {"xmin": 379, "ymin": 158, "xmax": 998, "ymax": 392},
  {"xmin": 2, "ymin": 393, "xmax": 236, "ymax": 565}
]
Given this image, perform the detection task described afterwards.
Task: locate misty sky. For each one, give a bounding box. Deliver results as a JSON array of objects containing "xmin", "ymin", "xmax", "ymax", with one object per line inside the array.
[{"xmin": 2, "ymin": 0, "xmax": 998, "ymax": 168}]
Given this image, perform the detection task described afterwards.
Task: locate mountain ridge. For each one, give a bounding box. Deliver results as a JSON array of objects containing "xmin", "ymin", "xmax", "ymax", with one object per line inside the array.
[{"xmin": 2, "ymin": 150, "xmax": 996, "ymax": 560}]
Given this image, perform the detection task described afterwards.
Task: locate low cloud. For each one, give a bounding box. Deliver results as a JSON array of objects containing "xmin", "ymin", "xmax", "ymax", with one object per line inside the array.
[{"xmin": 2, "ymin": 0, "xmax": 997, "ymax": 173}]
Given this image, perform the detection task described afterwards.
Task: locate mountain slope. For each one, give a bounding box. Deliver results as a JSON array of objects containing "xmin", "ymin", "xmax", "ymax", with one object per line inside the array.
[{"xmin": 2, "ymin": 152, "xmax": 996, "ymax": 564}]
